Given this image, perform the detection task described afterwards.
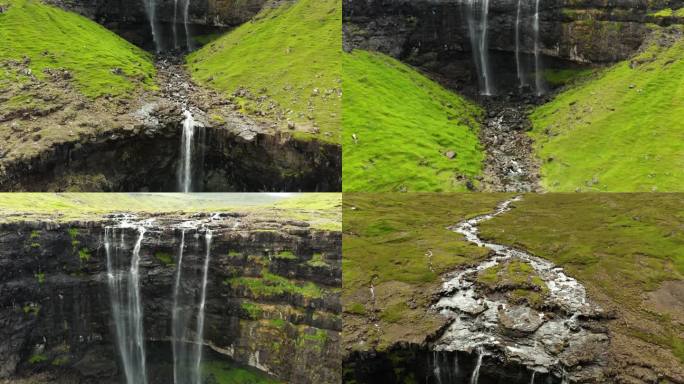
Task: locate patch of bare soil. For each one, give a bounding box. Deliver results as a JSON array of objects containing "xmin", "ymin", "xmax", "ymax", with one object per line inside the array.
[{"xmin": 645, "ymin": 281, "xmax": 684, "ymax": 325}]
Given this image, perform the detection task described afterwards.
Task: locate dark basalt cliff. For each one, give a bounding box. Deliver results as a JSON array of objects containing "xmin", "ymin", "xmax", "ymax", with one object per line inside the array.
[
  {"xmin": 344, "ymin": 0, "xmax": 683, "ymax": 63},
  {"xmin": 0, "ymin": 213, "xmax": 341, "ymax": 383},
  {"xmin": 46, "ymin": 0, "xmax": 269, "ymax": 28}
]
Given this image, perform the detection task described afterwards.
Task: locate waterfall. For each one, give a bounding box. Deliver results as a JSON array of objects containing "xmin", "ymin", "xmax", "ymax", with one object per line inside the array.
[
  {"xmin": 173, "ymin": 0, "xmax": 179, "ymax": 49},
  {"xmin": 470, "ymin": 348, "xmax": 483, "ymax": 384},
  {"xmin": 193, "ymin": 230, "xmax": 212, "ymax": 384},
  {"xmin": 533, "ymin": 0, "xmax": 544, "ymax": 95},
  {"xmin": 432, "ymin": 352, "xmax": 442, "ymax": 384},
  {"xmin": 184, "ymin": 0, "xmax": 194, "ymax": 51},
  {"xmin": 178, "ymin": 110, "xmax": 196, "ymax": 193},
  {"xmin": 172, "ymin": 230, "xmax": 187, "ymax": 384},
  {"xmin": 515, "ymin": 0, "xmax": 525, "ymax": 88},
  {"xmin": 104, "ymin": 226, "xmax": 149, "ymax": 384},
  {"xmin": 530, "ymin": 370, "xmax": 536, "ymax": 384},
  {"xmin": 142, "ymin": 0, "xmax": 161, "ymax": 52},
  {"xmin": 465, "ymin": 0, "xmax": 493, "ymax": 95}
]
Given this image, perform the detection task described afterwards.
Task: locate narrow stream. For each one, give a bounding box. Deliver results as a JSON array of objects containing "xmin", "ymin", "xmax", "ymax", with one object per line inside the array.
[{"xmin": 431, "ymin": 196, "xmax": 608, "ymax": 382}]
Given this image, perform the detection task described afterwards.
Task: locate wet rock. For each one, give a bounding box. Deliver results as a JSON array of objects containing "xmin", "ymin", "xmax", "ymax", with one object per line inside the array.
[
  {"xmin": 444, "ymin": 150, "xmax": 456, "ymax": 159},
  {"xmin": 73, "ymin": 346, "xmax": 118, "ymax": 377},
  {"xmin": 498, "ymin": 305, "xmax": 544, "ymax": 336}
]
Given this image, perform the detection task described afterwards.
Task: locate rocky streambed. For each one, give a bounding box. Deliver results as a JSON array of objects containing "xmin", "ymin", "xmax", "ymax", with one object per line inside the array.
[
  {"xmin": 345, "ymin": 197, "xmax": 613, "ymax": 383},
  {"xmin": 432, "ymin": 197, "xmax": 610, "ymax": 383},
  {"xmin": 477, "ymin": 97, "xmax": 543, "ymax": 192},
  {"xmin": 0, "ymin": 211, "xmax": 342, "ymax": 383}
]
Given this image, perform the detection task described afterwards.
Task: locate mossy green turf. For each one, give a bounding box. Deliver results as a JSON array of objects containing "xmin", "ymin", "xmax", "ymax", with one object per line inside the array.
[
  {"xmin": 479, "ymin": 193, "xmax": 684, "ymax": 362},
  {"xmin": 343, "ymin": 50, "xmax": 484, "ymax": 192},
  {"xmin": 203, "ymin": 360, "xmax": 281, "ymax": 383},
  {"xmin": 0, "ymin": 0, "xmax": 155, "ymax": 98},
  {"xmin": 188, "ymin": 0, "xmax": 341, "ymax": 143},
  {"xmin": 530, "ymin": 28, "xmax": 684, "ymax": 191},
  {"xmin": 649, "ymin": 7, "xmax": 684, "ymax": 18}
]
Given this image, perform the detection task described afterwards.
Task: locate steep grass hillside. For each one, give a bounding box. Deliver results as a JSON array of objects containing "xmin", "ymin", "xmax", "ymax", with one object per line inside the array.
[
  {"xmin": 0, "ymin": 0, "xmax": 155, "ymax": 98},
  {"xmin": 0, "ymin": 193, "xmax": 341, "ymax": 229},
  {"xmin": 188, "ymin": 0, "xmax": 341, "ymax": 143},
  {"xmin": 530, "ymin": 28, "xmax": 684, "ymax": 192},
  {"xmin": 343, "ymin": 50, "xmax": 484, "ymax": 192}
]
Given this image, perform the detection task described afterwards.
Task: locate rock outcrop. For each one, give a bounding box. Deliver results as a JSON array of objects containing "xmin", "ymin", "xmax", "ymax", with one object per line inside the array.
[
  {"xmin": 45, "ymin": 0, "xmax": 269, "ymax": 28},
  {"xmin": 0, "ymin": 213, "xmax": 341, "ymax": 383}
]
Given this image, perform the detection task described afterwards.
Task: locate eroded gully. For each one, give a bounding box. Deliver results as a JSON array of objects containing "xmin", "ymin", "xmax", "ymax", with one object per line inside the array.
[{"xmin": 430, "ymin": 196, "xmax": 610, "ymax": 383}]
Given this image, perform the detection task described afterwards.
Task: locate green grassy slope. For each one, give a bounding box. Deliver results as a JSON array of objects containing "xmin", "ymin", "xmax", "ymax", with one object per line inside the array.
[
  {"xmin": 480, "ymin": 193, "xmax": 684, "ymax": 363},
  {"xmin": 343, "ymin": 193, "xmax": 507, "ymax": 350},
  {"xmin": 343, "ymin": 50, "xmax": 484, "ymax": 192},
  {"xmin": 188, "ymin": 0, "xmax": 341, "ymax": 143},
  {"xmin": 530, "ymin": 29, "xmax": 684, "ymax": 191},
  {"xmin": 0, "ymin": 0, "xmax": 155, "ymax": 98}
]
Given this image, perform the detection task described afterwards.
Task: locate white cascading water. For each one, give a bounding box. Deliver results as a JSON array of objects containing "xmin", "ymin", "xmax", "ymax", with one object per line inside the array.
[
  {"xmin": 172, "ymin": 229, "xmax": 188, "ymax": 384},
  {"xmin": 466, "ymin": 0, "xmax": 493, "ymax": 95},
  {"xmin": 184, "ymin": 0, "xmax": 194, "ymax": 51},
  {"xmin": 104, "ymin": 225, "xmax": 149, "ymax": 384},
  {"xmin": 173, "ymin": 0, "xmax": 179, "ymax": 49},
  {"xmin": 533, "ymin": 0, "xmax": 543, "ymax": 95},
  {"xmin": 143, "ymin": 0, "xmax": 161, "ymax": 52},
  {"xmin": 178, "ymin": 110, "xmax": 196, "ymax": 193},
  {"xmin": 530, "ymin": 370, "xmax": 536, "ymax": 384},
  {"xmin": 470, "ymin": 348, "xmax": 483, "ymax": 384},
  {"xmin": 515, "ymin": 0, "xmax": 525, "ymax": 88},
  {"xmin": 193, "ymin": 229, "xmax": 213, "ymax": 384}
]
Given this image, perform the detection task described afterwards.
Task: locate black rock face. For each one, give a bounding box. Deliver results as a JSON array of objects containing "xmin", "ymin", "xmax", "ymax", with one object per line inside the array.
[
  {"xmin": 343, "ymin": 0, "xmax": 665, "ymax": 92},
  {"xmin": 344, "ymin": 0, "xmax": 656, "ymax": 63},
  {"xmin": 344, "ymin": 346, "xmax": 561, "ymax": 384},
  {"xmin": 0, "ymin": 217, "xmax": 342, "ymax": 383}
]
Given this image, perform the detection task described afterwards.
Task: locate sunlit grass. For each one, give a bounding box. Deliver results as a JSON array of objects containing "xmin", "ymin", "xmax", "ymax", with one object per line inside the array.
[
  {"xmin": 530, "ymin": 29, "xmax": 684, "ymax": 191},
  {"xmin": 0, "ymin": 0, "xmax": 155, "ymax": 98},
  {"xmin": 188, "ymin": 0, "xmax": 341, "ymax": 143},
  {"xmin": 343, "ymin": 50, "xmax": 484, "ymax": 192}
]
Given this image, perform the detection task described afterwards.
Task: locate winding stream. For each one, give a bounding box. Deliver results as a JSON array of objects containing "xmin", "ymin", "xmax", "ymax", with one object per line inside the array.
[{"xmin": 432, "ymin": 196, "xmax": 608, "ymax": 382}]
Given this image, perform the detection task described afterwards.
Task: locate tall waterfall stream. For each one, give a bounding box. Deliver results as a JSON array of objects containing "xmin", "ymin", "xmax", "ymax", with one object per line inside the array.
[
  {"xmin": 470, "ymin": 0, "xmax": 546, "ymax": 95},
  {"xmin": 104, "ymin": 215, "xmax": 224, "ymax": 383}
]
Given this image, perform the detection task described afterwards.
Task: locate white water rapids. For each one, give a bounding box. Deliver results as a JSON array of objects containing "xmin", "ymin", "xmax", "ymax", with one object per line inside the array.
[{"xmin": 432, "ymin": 197, "xmax": 607, "ymax": 381}]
